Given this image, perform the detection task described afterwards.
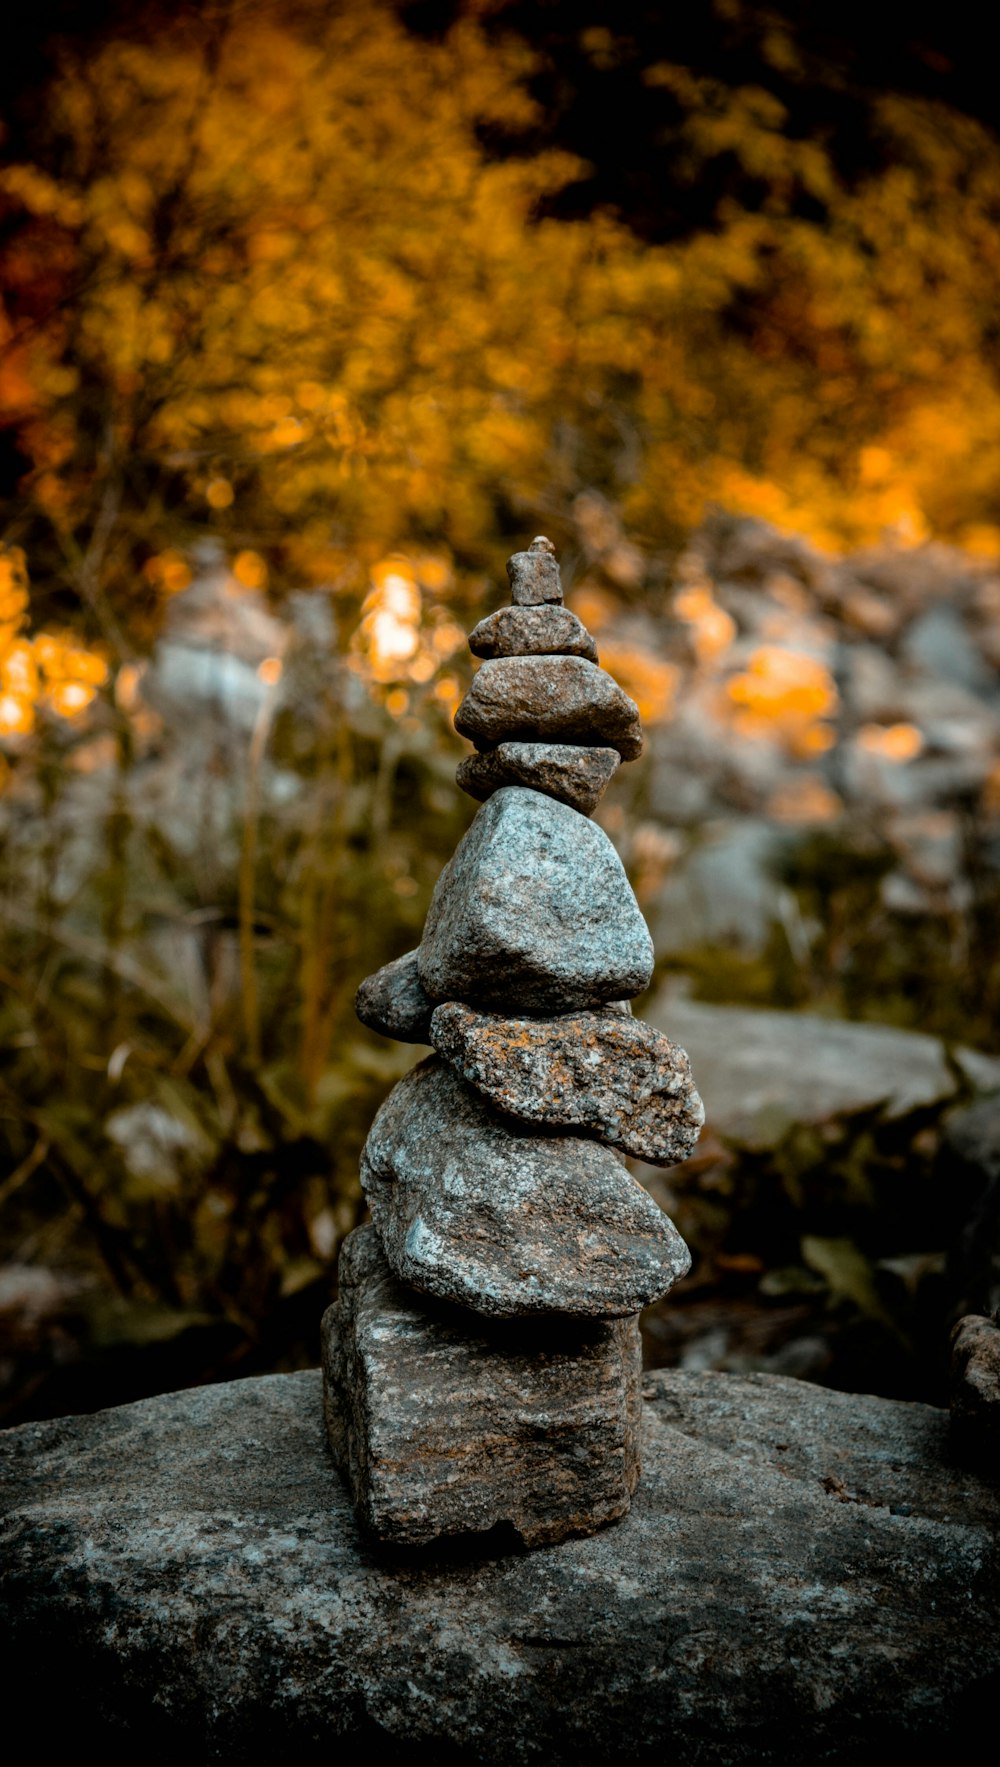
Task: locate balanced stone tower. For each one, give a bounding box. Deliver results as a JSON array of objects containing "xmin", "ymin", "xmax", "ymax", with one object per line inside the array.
[{"xmin": 322, "ymin": 537, "xmax": 704, "ymax": 1547}]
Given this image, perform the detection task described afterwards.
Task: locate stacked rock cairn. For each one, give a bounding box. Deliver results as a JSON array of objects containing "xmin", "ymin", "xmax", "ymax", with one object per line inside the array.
[{"xmin": 322, "ymin": 536, "xmax": 704, "ymax": 1548}]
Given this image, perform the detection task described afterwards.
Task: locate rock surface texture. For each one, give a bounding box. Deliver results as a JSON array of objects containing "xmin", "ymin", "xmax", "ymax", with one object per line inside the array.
[
  {"xmin": 361, "ymin": 1061, "xmax": 690, "ymax": 1317},
  {"xmin": 456, "ymin": 740, "xmax": 619, "ymax": 814},
  {"xmin": 949, "ymin": 1312, "xmax": 1000, "ymax": 1465},
  {"xmin": 468, "ymin": 604, "xmax": 598, "ymax": 662},
  {"xmin": 454, "ymin": 655, "xmax": 643, "ymax": 759},
  {"xmin": 418, "ymin": 787, "xmax": 654, "ymax": 1012},
  {"xmin": 354, "ymin": 947, "xmax": 434, "ymax": 1043},
  {"xmin": 506, "ymin": 533, "xmax": 563, "ymax": 605},
  {"xmin": 430, "ymin": 1003, "xmax": 705, "ymax": 1163},
  {"xmin": 325, "ymin": 1226, "xmax": 642, "ymax": 1545},
  {"xmin": 342, "ymin": 537, "xmax": 699, "ymax": 1547},
  {"xmin": 3, "ymin": 1368, "xmax": 998, "ymax": 1766}
]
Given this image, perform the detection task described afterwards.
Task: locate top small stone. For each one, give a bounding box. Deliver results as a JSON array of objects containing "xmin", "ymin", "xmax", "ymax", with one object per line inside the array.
[{"xmin": 508, "ymin": 536, "xmax": 563, "ymax": 606}]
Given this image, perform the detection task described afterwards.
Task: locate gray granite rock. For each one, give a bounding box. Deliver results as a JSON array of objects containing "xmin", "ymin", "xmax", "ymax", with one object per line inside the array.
[
  {"xmin": 429, "ymin": 1003, "xmax": 704, "ymax": 1166},
  {"xmin": 455, "ymin": 656, "xmax": 643, "ymax": 761},
  {"xmin": 468, "ymin": 605, "xmax": 598, "ymax": 662},
  {"xmin": 324, "ymin": 1226, "xmax": 642, "ymax": 1547},
  {"xmin": 4, "ymin": 1368, "xmax": 999, "ymax": 1765},
  {"xmin": 645, "ymin": 989, "xmax": 1000, "ymax": 1146},
  {"xmin": 418, "ymin": 787, "xmax": 654, "ymax": 1011},
  {"xmin": 355, "ymin": 948, "xmax": 435, "ymax": 1043},
  {"xmin": 456, "ymin": 741, "xmax": 620, "ymax": 815},
  {"xmin": 361, "ymin": 1057, "xmax": 690, "ymax": 1318},
  {"xmin": 506, "ymin": 534, "xmax": 562, "ymax": 605},
  {"xmin": 950, "ymin": 1312, "xmax": 1000, "ymax": 1468}
]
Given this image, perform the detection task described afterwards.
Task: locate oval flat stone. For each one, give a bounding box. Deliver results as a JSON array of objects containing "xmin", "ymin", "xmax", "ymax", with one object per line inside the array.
[
  {"xmin": 355, "ymin": 948, "xmax": 434, "ymax": 1043},
  {"xmin": 456, "ymin": 742, "xmax": 620, "ymax": 815},
  {"xmin": 468, "ymin": 605, "xmax": 598, "ymax": 662},
  {"xmin": 361, "ymin": 1057, "xmax": 691, "ymax": 1318},
  {"xmin": 454, "ymin": 656, "xmax": 643, "ymax": 761},
  {"xmin": 429, "ymin": 1004, "xmax": 705, "ymax": 1166},
  {"xmin": 417, "ymin": 787, "xmax": 654, "ymax": 1011}
]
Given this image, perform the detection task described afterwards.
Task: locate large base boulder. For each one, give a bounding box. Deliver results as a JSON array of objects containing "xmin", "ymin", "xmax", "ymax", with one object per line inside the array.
[
  {"xmin": 324, "ymin": 1226, "xmax": 642, "ymax": 1546},
  {"xmin": 2, "ymin": 1364, "xmax": 999, "ymax": 1765}
]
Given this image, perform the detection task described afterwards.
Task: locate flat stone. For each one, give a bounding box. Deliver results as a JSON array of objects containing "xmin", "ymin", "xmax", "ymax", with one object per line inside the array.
[
  {"xmin": 950, "ymin": 1313, "xmax": 1000, "ymax": 1467},
  {"xmin": 468, "ymin": 605, "xmax": 598, "ymax": 662},
  {"xmin": 429, "ymin": 1004, "xmax": 705, "ymax": 1166},
  {"xmin": 323, "ymin": 1225, "xmax": 642, "ymax": 1547},
  {"xmin": 455, "ymin": 656, "xmax": 643, "ymax": 761},
  {"xmin": 4, "ymin": 1370, "xmax": 998, "ymax": 1764},
  {"xmin": 456, "ymin": 742, "xmax": 620, "ymax": 815},
  {"xmin": 418, "ymin": 787, "xmax": 654, "ymax": 1011},
  {"xmin": 506, "ymin": 534, "xmax": 562, "ymax": 605},
  {"xmin": 645, "ymin": 989, "xmax": 1000, "ymax": 1146},
  {"xmin": 361, "ymin": 1057, "xmax": 690, "ymax": 1318},
  {"xmin": 355, "ymin": 948, "xmax": 434, "ymax": 1043}
]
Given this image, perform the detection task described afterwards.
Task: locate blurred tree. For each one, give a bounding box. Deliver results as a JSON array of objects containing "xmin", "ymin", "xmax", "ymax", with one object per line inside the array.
[{"xmin": 2, "ymin": 0, "xmax": 1000, "ymax": 683}]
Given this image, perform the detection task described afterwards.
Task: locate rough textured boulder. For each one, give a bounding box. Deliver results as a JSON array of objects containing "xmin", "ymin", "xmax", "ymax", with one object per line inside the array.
[
  {"xmin": 3, "ymin": 1368, "xmax": 998, "ymax": 1764},
  {"xmin": 454, "ymin": 656, "xmax": 643, "ymax": 760},
  {"xmin": 430, "ymin": 1003, "xmax": 704, "ymax": 1165},
  {"xmin": 354, "ymin": 948, "xmax": 435, "ymax": 1043},
  {"xmin": 468, "ymin": 605, "xmax": 598, "ymax": 662},
  {"xmin": 361, "ymin": 1058, "xmax": 690, "ymax": 1317},
  {"xmin": 418, "ymin": 787, "xmax": 654, "ymax": 1012},
  {"xmin": 949, "ymin": 1312, "xmax": 1000, "ymax": 1466},
  {"xmin": 324, "ymin": 1226, "xmax": 642, "ymax": 1547},
  {"xmin": 456, "ymin": 741, "xmax": 619, "ymax": 815}
]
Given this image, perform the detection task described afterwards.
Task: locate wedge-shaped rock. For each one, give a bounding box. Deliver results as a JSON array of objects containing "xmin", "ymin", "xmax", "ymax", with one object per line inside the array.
[
  {"xmin": 361, "ymin": 1057, "xmax": 690, "ymax": 1317},
  {"xmin": 507, "ymin": 535, "xmax": 562, "ymax": 605},
  {"xmin": 355, "ymin": 948, "xmax": 434, "ymax": 1043},
  {"xmin": 430, "ymin": 1003, "xmax": 705, "ymax": 1166},
  {"xmin": 323, "ymin": 1225, "xmax": 642, "ymax": 1546},
  {"xmin": 468, "ymin": 605, "xmax": 598, "ymax": 662},
  {"xmin": 456, "ymin": 741, "xmax": 619, "ymax": 815},
  {"xmin": 418, "ymin": 787, "xmax": 654, "ymax": 1011},
  {"xmin": 455, "ymin": 656, "xmax": 643, "ymax": 761}
]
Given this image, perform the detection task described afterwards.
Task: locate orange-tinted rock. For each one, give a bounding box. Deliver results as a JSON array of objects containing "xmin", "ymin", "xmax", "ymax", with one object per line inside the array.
[{"xmin": 430, "ymin": 1002, "xmax": 704, "ymax": 1165}]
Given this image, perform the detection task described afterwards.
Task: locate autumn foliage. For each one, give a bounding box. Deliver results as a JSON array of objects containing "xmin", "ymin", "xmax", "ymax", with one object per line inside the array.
[{"xmin": 3, "ymin": 1, "xmax": 1000, "ymax": 673}]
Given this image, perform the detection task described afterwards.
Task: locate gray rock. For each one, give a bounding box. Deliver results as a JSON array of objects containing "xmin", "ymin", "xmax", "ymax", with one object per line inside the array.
[
  {"xmin": 941, "ymin": 1095, "xmax": 1000, "ymax": 1313},
  {"xmin": 355, "ymin": 948, "xmax": 435, "ymax": 1043},
  {"xmin": 455, "ymin": 656, "xmax": 643, "ymax": 761},
  {"xmin": 648, "ymin": 817, "xmax": 796, "ymax": 956},
  {"xmin": 506, "ymin": 534, "xmax": 562, "ymax": 605},
  {"xmin": 4, "ymin": 1369, "xmax": 999, "ymax": 1765},
  {"xmin": 902, "ymin": 602, "xmax": 997, "ymax": 697},
  {"xmin": 949, "ymin": 1313, "xmax": 1000, "ymax": 1468},
  {"xmin": 429, "ymin": 1003, "xmax": 704, "ymax": 1166},
  {"xmin": 645, "ymin": 990, "xmax": 1000, "ymax": 1145},
  {"xmin": 323, "ymin": 1225, "xmax": 642, "ymax": 1547},
  {"xmin": 361, "ymin": 1057, "xmax": 690, "ymax": 1318},
  {"xmin": 456, "ymin": 742, "xmax": 620, "ymax": 815},
  {"xmin": 468, "ymin": 605, "xmax": 598, "ymax": 662},
  {"xmin": 418, "ymin": 787, "xmax": 654, "ymax": 1011}
]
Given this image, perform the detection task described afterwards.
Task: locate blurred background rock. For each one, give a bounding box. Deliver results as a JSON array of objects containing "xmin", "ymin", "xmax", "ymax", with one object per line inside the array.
[{"xmin": 3, "ymin": 0, "xmax": 1000, "ymax": 1423}]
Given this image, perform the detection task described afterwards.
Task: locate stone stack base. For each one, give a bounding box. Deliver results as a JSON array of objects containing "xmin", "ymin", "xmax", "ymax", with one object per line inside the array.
[{"xmin": 322, "ymin": 1225, "xmax": 642, "ymax": 1547}]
